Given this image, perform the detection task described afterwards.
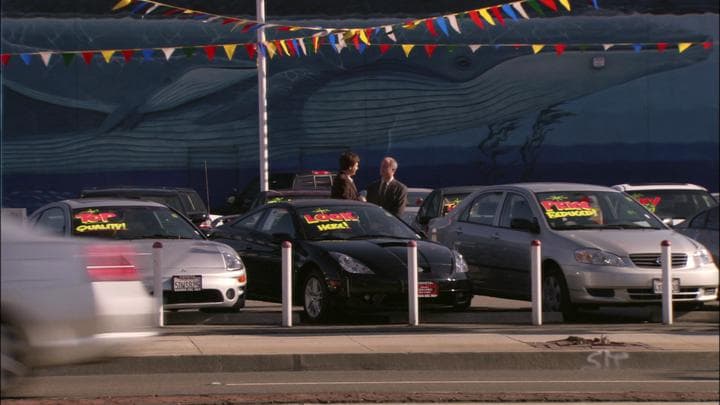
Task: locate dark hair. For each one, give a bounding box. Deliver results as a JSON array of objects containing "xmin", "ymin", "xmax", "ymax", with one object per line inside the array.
[{"xmin": 338, "ymin": 151, "xmax": 360, "ymax": 171}]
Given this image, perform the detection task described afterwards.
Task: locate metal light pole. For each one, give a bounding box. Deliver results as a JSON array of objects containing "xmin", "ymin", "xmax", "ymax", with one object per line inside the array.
[{"xmin": 257, "ymin": 0, "xmax": 269, "ymax": 192}]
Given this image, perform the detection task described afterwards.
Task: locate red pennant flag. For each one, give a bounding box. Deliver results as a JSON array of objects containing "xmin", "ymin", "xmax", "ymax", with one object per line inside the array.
[
  {"xmin": 204, "ymin": 46, "xmax": 217, "ymax": 60},
  {"xmin": 276, "ymin": 26, "xmax": 292, "ymax": 31},
  {"xmin": 274, "ymin": 41, "xmax": 284, "ymax": 56},
  {"xmin": 491, "ymin": 6, "xmax": 506, "ymax": 26},
  {"xmin": 554, "ymin": 44, "xmax": 566, "ymax": 55},
  {"xmin": 512, "ymin": 44, "xmax": 522, "ymax": 50},
  {"xmin": 425, "ymin": 19, "xmax": 439, "ymax": 36},
  {"xmin": 245, "ymin": 44, "xmax": 257, "ymax": 59},
  {"xmin": 657, "ymin": 42, "xmax": 668, "ymax": 52},
  {"xmin": 353, "ymin": 34, "xmax": 361, "ymax": 50},
  {"xmin": 81, "ymin": 52, "xmax": 94, "ymax": 65},
  {"xmin": 241, "ymin": 23, "xmax": 257, "ymax": 33},
  {"xmin": 702, "ymin": 41, "xmax": 713, "ymax": 49},
  {"xmin": 364, "ymin": 29, "xmax": 373, "ymax": 41},
  {"xmin": 286, "ymin": 40, "xmax": 297, "ymax": 56},
  {"xmin": 1, "ymin": 54, "xmax": 10, "ymax": 65},
  {"xmin": 379, "ymin": 44, "xmax": 391, "ymax": 54},
  {"xmin": 222, "ymin": 18, "xmax": 237, "ymax": 25},
  {"xmin": 469, "ymin": 11, "xmax": 485, "ymax": 29},
  {"xmin": 162, "ymin": 8, "xmax": 181, "ymax": 16},
  {"xmin": 121, "ymin": 50, "xmax": 134, "ymax": 63},
  {"xmin": 539, "ymin": 0, "xmax": 558, "ymax": 12},
  {"xmin": 424, "ymin": 44, "xmax": 437, "ymax": 57}
]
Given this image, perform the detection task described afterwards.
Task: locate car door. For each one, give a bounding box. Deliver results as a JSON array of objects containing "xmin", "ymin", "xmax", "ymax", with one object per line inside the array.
[
  {"xmin": 250, "ymin": 208, "xmax": 298, "ymax": 300},
  {"xmin": 414, "ymin": 189, "xmax": 440, "ymax": 233},
  {"xmin": 450, "ymin": 191, "xmax": 504, "ymax": 294}
]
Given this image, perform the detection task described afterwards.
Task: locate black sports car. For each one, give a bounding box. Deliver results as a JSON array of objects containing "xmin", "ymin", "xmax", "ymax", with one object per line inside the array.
[{"xmin": 209, "ymin": 199, "xmax": 473, "ymax": 322}]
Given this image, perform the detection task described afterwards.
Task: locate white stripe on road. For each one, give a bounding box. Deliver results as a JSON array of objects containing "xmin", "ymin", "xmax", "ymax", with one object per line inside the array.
[{"xmin": 224, "ymin": 379, "xmax": 718, "ymax": 386}]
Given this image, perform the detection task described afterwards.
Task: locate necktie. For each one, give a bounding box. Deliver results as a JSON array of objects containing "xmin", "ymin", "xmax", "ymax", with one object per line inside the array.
[{"xmin": 379, "ymin": 181, "xmax": 387, "ymax": 199}]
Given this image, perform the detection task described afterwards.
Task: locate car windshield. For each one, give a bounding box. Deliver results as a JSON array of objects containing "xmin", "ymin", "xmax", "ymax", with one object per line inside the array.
[
  {"xmin": 625, "ymin": 189, "xmax": 716, "ymax": 222},
  {"xmin": 407, "ymin": 190, "xmax": 431, "ymax": 207},
  {"xmin": 535, "ymin": 191, "xmax": 665, "ymax": 230},
  {"xmin": 71, "ymin": 206, "xmax": 204, "ymax": 240},
  {"xmin": 297, "ymin": 205, "xmax": 420, "ymax": 241}
]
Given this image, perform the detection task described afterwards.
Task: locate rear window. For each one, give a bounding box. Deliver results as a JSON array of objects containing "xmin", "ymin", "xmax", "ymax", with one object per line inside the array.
[
  {"xmin": 627, "ymin": 189, "xmax": 716, "ymax": 221},
  {"xmin": 293, "ymin": 174, "xmax": 334, "ymax": 190}
]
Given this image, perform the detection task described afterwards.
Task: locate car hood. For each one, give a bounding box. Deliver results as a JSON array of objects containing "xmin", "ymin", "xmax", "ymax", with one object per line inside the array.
[
  {"xmin": 561, "ymin": 229, "xmax": 703, "ymax": 255},
  {"xmin": 309, "ymin": 239, "xmax": 454, "ymax": 278}
]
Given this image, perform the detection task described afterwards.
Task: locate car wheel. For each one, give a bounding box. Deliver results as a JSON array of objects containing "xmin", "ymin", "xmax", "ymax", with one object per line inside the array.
[
  {"xmin": 451, "ymin": 295, "xmax": 473, "ymax": 312},
  {"xmin": 301, "ymin": 271, "xmax": 331, "ymax": 323},
  {"xmin": 1, "ymin": 320, "xmax": 28, "ymax": 394},
  {"xmin": 542, "ymin": 267, "xmax": 577, "ymax": 322}
]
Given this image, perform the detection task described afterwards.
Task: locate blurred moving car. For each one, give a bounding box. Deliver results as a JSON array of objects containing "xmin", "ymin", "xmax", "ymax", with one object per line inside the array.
[
  {"xmin": 431, "ymin": 183, "xmax": 718, "ymax": 320},
  {"xmin": 675, "ymin": 205, "xmax": 719, "ymax": 265},
  {"xmin": 411, "ymin": 186, "xmax": 485, "ymax": 233},
  {"xmin": 209, "ymin": 199, "xmax": 473, "ymax": 322},
  {"xmin": 400, "ymin": 187, "xmax": 433, "ymax": 224},
  {"xmin": 611, "ymin": 183, "xmax": 717, "ymax": 226},
  {"xmin": 28, "ymin": 199, "xmax": 247, "ymax": 312},
  {"xmin": 1, "ymin": 218, "xmax": 156, "ymax": 394},
  {"xmin": 81, "ymin": 186, "xmax": 213, "ymax": 230}
]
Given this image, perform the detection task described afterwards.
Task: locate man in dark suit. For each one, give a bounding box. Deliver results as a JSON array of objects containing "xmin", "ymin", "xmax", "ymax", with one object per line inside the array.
[
  {"xmin": 366, "ymin": 157, "xmax": 407, "ymax": 216},
  {"xmin": 331, "ymin": 151, "xmax": 363, "ymax": 201}
]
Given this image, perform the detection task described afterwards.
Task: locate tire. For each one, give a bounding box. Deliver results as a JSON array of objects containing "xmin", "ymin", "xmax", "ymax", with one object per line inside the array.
[
  {"xmin": 1, "ymin": 320, "xmax": 28, "ymax": 394},
  {"xmin": 451, "ymin": 294, "xmax": 473, "ymax": 312},
  {"xmin": 301, "ymin": 271, "xmax": 332, "ymax": 323},
  {"xmin": 542, "ymin": 267, "xmax": 577, "ymax": 322}
]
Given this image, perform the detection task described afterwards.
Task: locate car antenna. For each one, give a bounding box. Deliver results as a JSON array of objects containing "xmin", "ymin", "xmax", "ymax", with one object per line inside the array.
[{"xmin": 204, "ymin": 160, "xmax": 211, "ymax": 216}]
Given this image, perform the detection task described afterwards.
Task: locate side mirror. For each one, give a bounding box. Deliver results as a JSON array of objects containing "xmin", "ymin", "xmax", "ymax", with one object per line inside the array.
[{"xmin": 510, "ymin": 218, "xmax": 540, "ymax": 234}]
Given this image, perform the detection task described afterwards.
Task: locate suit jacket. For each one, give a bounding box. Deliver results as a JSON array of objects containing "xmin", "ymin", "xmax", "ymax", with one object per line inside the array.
[
  {"xmin": 331, "ymin": 172, "xmax": 360, "ymax": 200},
  {"xmin": 366, "ymin": 178, "xmax": 407, "ymax": 216}
]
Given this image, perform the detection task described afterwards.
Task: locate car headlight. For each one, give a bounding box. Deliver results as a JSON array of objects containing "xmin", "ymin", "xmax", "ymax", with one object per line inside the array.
[
  {"xmin": 329, "ymin": 252, "xmax": 374, "ymax": 274},
  {"xmin": 692, "ymin": 249, "xmax": 713, "ymax": 266},
  {"xmin": 222, "ymin": 251, "xmax": 245, "ymax": 271},
  {"xmin": 452, "ymin": 250, "xmax": 468, "ymax": 273},
  {"xmin": 574, "ymin": 249, "xmax": 627, "ymax": 267}
]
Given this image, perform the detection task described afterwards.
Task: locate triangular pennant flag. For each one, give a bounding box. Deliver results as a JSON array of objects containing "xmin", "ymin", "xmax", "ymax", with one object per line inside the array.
[
  {"xmin": 512, "ymin": 44, "xmax": 522, "ymax": 50},
  {"xmin": 1, "ymin": 54, "xmax": 11, "ymax": 66},
  {"xmin": 182, "ymin": 47, "xmax": 195, "ymax": 58},
  {"xmin": 379, "ymin": 44, "xmax": 391, "ymax": 54},
  {"xmin": 203, "ymin": 45, "xmax": 217, "ymax": 60},
  {"xmin": 469, "ymin": 44, "xmax": 482, "ymax": 53},
  {"xmin": 469, "ymin": 10, "xmax": 485, "ymax": 29},
  {"xmin": 383, "ymin": 26, "xmax": 397, "ymax": 42},
  {"xmin": 592, "ymin": 0, "xmax": 599, "ymax": 9},
  {"xmin": 402, "ymin": 19, "xmax": 422, "ymax": 29},
  {"xmin": 359, "ymin": 29, "xmax": 371, "ymax": 45},
  {"xmin": 223, "ymin": 44, "xmax": 237, "ymax": 60},
  {"xmin": 81, "ymin": 52, "xmax": 94, "ymax": 65},
  {"xmin": 297, "ymin": 38, "xmax": 307, "ymax": 56},
  {"xmin": 678, "ymin": 43, "xmax": 692, "ymax": 53},
  {"xmin": 101, "ymin": 50, "xmax": 115, "ymax": 63},
  {"xmin": 602, "ymin": 44, "xmax": 614, "ymax": 51},
  {"xmin": 352, "ymin": 34, "xmax": 361, "ymax": 50},
  {"xmin": 526, "ymin": 0, "xmax": 545, "ymax": 16},
  {"xmin": 142, "ymin": 49, "xmax": 154, "ymax": 61},
  {"xmin": 501, "ymin": 4, "xmax": 519, "ymax": 21},
  {"xmin": 62, "ymin": 53, "xmax": 75, "ymax": 66},
  {"xmin": 358, "ymin": 43, "xmax": 367, "ymax": 54},
  {"xmin": 203, "ymin": 16, "xmax": 220, "ymax": 23},
  {"xmin": 162, "ymin": 8, "xmax": 181, "ymax": 16},
  {"xmin": 702, "ymin": 41, "xmax": 713, "ymax": 49},
  {"xmin": 554, "ymin": 44, "xmax": 566, "ymax": 55},
  {"xmin": 436, "ymin": 17, "xmax": 450, "ymax": 37},
  {"xmin": 633, "ymin": 44, "xmax": 642, "ymax": 52},
  {"xmin": 446, "ymin": 15, "xmax": 462, "ymax": 33},
  {"xmin": 39, "ymin": 52, "xmax": 52, "ymax": 66},
  {"xmin": 266, "ymin": 42, "xmax": 277, "ymax": 58},
  {"xmin": 539, "ymin": 0, "xmax": 558, "ymax": 12},
  {"xmin": 20, "ymin": 53, "xmax": 32, "ymax": 65},
  {"xmin": 145, "ymin": 4, "xmax": 159, "ymax": 14},
  {"xmin": 222, "ymin": 18, "xmax": 237, "ymax": 25},
  {"xmin": 532, "ymin": 44, "xmax": 545, "ymax": 54},
  {"xmin": 401, "ymin": 44, "xmax": 415, "ymax": 57},
  {"xmin": 274, "ymin": 41, "xmax": 285, "ymax": 56},
  {"xmin": 111, "ymin": 0, "xmax": 132, "ymax": 11},
  {"xmin": 364, "ymin": 28, "xmax": 374, "ymax": 44},
  {"xmin": 657, "ymin": 42, "xmax": 668, "ymax": 53},
  {"xmin": 313, "ymin": 36, "xmax": 320, "ymax": 53},
  {"xmin": 491, "ymin": 6, "xmax": 506, "ymax": 26},
  {"xmin": 328, "ymin": 35, "xmax": 339, "ymax": 53},
  {"xmin": 558, "ymin": 0, "xmax": 571, "ymax": 11},
  {"xmin": 511, "ymin": 2, "xmax": 530, "ymax": 19},
  {"xmin": 130, "ymin": 2, "xmax": 150, "ymax": 14},
  {"xmin": 122, "ymin": 50, "xmax": 134, "ymax": 62},
  {"xmin": 286, "ymin": 40, "xmax": 297, "ymax": 57},
  {"xmin": 241, "ymin": 23, "xmax": 258, "ymax": 33},
  {"xmin": 479, "ymin": 9, "xmax": 496, "ymax": 26},
  {"xmin": 424, "ymin": 44, "xmax": 437, "ymax": 57},
  {"xmin": 276, "ymin": 26, "xmax": 292, "ymax": 31},
  {"xmin": 256, "ymin": 43, "xmax": 267, "ymax": 58},
  {"xmin": 244, "ymin": 44, "xmax": 256, "ymax": 59},
  {"xmin": 161, "ymin": 47, "xmax": 175, "ymax": 60},
  {"xmin": 424, "ymin": 19, "xmax": 439, "ymax": 36}
]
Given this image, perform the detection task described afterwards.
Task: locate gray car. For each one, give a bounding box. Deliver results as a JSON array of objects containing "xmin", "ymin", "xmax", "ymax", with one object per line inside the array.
[
  {"xmin": 675, "ymin": 205, "xmax": 719, "ymax": 266},
  {"xmin": 430, "ymin": 183, "xmax": 719, "ymax": 320}
]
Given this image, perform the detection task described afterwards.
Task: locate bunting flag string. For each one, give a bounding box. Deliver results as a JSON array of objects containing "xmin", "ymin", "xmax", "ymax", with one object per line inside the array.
[{"xmin": 1, "ymin": 40, "xmax": 714, "ymax": 67}]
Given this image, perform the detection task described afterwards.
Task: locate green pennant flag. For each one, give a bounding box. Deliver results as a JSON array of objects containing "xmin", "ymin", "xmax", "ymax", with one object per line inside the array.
[
  {"xmin": 526, "ymin": 0, "xmax": 545, "ymax": 16},
  {"xmin": 447, "ymin": 45, "xmax": 456, "ymax": 53},
  {"xmin": 183, "ymin": 47, "xmax": 196, "ymax": 58},
  {"xmin": 62, "ymin": 53, "xmax": 75, "ymax": 66}
]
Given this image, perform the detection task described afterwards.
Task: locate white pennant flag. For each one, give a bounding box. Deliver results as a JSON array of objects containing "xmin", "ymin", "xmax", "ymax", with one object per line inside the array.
[
  {"xmin": 39, "ymin": 52, "xmax": 52, "ymax": 66},
  {"xmin": 446, "ymin": 15, "xmax": 462, "ymax": 33},
  {"xmin": 384, "ymin": 25, "xmax": 397, "ymax": 42},
  {"xmin": 161, "ymin": 47, "xmax": 176, "ymax": 60},
  {"xmin": 337, "ymin": 33, "xmax": 347, "ymax": 51},
  {"xmin": 469, "ymin": 45, "xmax": 482, "ymax": 53},
  {"xmin": 511, "ymin": 2, "xmax": 530, "ymax": 19},
  {"xmin": 203, "ymin": 16, "xmax": 220, "ymax": 23},
  {"xmin": 144, "ymin": 4, "xmax": 158, "ymax": 14},
  {"xmin": 298, "ymin": 38, "xmax": 308, "ymax": 55},
  {"xmin": 602, "ymin": 44, "xmax": 614, "ymax": 51}
]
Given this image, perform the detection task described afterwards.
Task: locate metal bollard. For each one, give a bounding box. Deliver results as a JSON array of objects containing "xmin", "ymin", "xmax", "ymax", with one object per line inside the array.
[
  {"xmin": 430, "ymin": 227, "xmax": 437, "ymax": 242},
  {"xmin": 530, "ymin": 240, "xmax": 542, "ymax": 326},
  {"xmin": 661, "ymin": 240, "xmax": 673, "ymax": 325},
  {"xmin": 281, "ymin": 241, "xmax": 292, "ymax": 327},
  {"xmin": 407, "ymin": 240, "xmax": 419, "ymax": 326},
  {"xmin": 152, "ymin": 241, "xmax": 164, "ymax": 327}
]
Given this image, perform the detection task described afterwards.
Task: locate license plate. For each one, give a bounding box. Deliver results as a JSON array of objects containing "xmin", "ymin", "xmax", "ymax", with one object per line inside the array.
[
  {"xmin": 653, "ymin": 278, "xmax": 680, "ymax": 294},
  {"xmin": 173, "ymin": 275, "xmax": 202, "ymax": 292},
  {"xmin": 418, "ymin": 281, "xmax": 439, "ymax": 298}
]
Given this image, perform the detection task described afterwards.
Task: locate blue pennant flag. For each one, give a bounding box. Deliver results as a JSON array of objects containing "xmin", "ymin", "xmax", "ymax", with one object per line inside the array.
[
  {"xmin": 358, "ymin": 43, "xmax": 366, "ymax": 54},
  {"xmin": 130, "ymin": 2, "xmax": 150, "ymax": 14},
  {"xmin": 501, "ymin": 4, "xmax": 519, "ymax": 21},
  {"xmin": 142, "ymin": 49, "xmax": 154, "ymax": 61},
  {"xmin": 633, "ymin": 44, "xmax": 642, "ymax": 52},
  {"xmin": 436, "ymin": 17, "xmax": 450, "ymax": 37},
  {"xmin": 20, "ymin": 53, "xmax": 32, "ymax": 65},
  {"xmin": 593, "ymin": 0, "xmax": 600, "ymax": 10}
]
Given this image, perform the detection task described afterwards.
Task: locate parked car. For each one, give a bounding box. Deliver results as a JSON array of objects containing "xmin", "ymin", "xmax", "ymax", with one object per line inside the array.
[
  {"xmin": 611, "ymin": 183, "xmax": 717, "ymax": 226},
  {"xmin": 28, "ymin": 199, "xmax": 247, "ymax": 312},
  {"xmin": 675, "ymin": 205, "xmax": 719, "ymax": 265},
  {"xmin": 80, "ymin": 186, "xmax": 213, "ymax": 229},
  {"xmin": 411, "ymin": 186, "xmax": 485, "ymax": 233},
  {"xmin": 209, "ymin": 199, "xmax": 473, "ymax": 322},
  {"xmin": 430, "ymin": 182, "xmax": 719, "ymax": 320},
  {"xmin": 1, "ymin": 218, "xmax": 156, "ymax": 394},
  {"xmin": 400, "ymin": 187, "xmax": 433, "ymax": 224}
]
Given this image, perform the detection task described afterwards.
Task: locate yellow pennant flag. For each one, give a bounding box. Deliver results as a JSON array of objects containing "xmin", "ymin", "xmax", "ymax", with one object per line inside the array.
[
  {"xmin": 359, "ymin": 30, "xmax": 371, "ymax": 46},
  {"xmin": 279, "ymin": 40, "xmax": 290, "ymax": 55},
  {"xmin": 223, "ymin": 44, "xmax": 237, "ymax": 60},
  {"xmin": 678, "ymin": 42, "xmax": 692, "ymax": 53},
  {"xmin": 101, "ymin": 50, "xmax": 115, "ymax": 63},
  {"xmin": 403, "ymin": 20, "xmax": 421, "ymax": 29},
  {"xmin": 532, "ymin": 44, "xmax": 545, "ymax": 54},
  {"xmin": 479, "ymin": 8, "xmax": 496, "ymax": 26},
  {"xmin": 401, "ymin": 44, "xmax": 415, "ymax": 57},
  {"xmin": 266, "ymin": 42, "xmax": 277, "ymax": 59},
  {"xmin": 558, "ymin": 0, "xmax": 571, "ymax": 11},
  {"xmin": 313, "ymin": 36, "xmax": 320, "ymax": 53},
  {"xmin": 111, "ymin": 0, "xmax": 132, "ymax": 11}
]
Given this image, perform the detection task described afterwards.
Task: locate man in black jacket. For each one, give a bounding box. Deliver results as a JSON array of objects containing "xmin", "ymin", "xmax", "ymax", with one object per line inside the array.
[
  {"xmin": 331, "ymin": 151, "xmax": 362, "ymax": 201},
  {"xmin": 366, "ymin": 157, "xmax": 407, "ymax": 216}
]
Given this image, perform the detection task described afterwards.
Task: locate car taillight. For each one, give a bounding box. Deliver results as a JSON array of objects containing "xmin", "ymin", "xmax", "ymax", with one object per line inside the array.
[
  {"xmin": 85, "ymin": 244, "xmax": 139, "ymax": 281},
  {"xmin": 198, "ymin": 219, "xmax": 212, "ymax": 229},
  {"xmin": 311, "ymin": 170, "xmax": 330, "ymax": 175}
]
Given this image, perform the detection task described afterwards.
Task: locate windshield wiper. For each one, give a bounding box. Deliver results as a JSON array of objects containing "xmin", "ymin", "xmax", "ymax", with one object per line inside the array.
[{"xmin": 347, "ymin": 234, "xmax": 405, "ymax": 240}]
